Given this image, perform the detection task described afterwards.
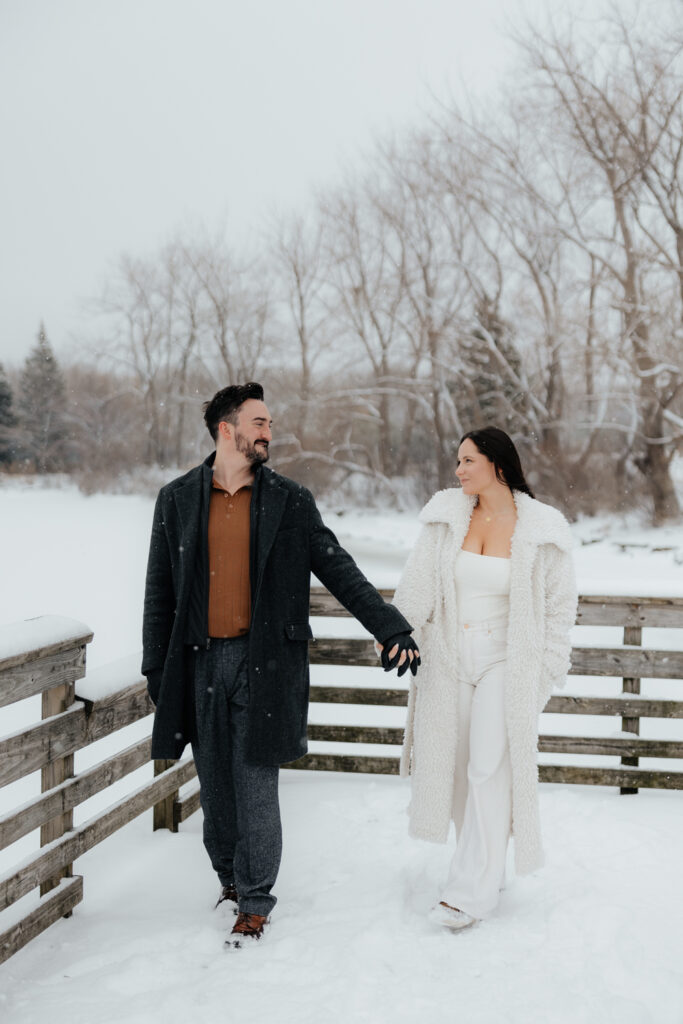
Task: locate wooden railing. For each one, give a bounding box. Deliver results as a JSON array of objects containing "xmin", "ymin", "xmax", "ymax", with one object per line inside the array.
[
  {"xmin": 291, "ymin": 590, "xmax": 683, "ymax": 792},
  {"xmin": 173, "ymin": 591, "xmax": 683, "ymax": 822},
  {"xmin": 1, "ymin": 591, "xmax": 682, "ymax": 961},
  {"xmin": 0, "ymin": 617, "xmax": 195, "ymax": 965}
]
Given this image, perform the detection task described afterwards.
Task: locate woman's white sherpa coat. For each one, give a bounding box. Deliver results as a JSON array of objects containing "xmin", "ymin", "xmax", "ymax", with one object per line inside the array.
[{"xmin": 394, "ymin": 488, "xmax": 578, "ymax": 875}]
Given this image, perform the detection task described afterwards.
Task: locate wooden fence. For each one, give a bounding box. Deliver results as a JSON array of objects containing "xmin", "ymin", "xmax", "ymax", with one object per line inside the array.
[
  {"xmin": 281, "ymin": 590, "xmax": 683, "ymax": 795},
  {"xmin": 0, "ymin": 617, "xmax": 195, "ymax": 965},
  {"xmin": 1, "ymin": 591, "xmax": 682, "ymax": 962}
]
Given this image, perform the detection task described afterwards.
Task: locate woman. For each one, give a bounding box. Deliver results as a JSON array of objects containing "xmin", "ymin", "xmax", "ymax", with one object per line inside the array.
[{"xmin": 393, "ymin": 427, "xmax": 577, "ymax": 930}]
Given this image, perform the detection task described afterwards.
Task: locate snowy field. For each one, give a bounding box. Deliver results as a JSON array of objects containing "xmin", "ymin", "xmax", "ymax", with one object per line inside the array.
[{"xmin": 1, "ymin": 477, "xmax": 683, "ymax": 1023}]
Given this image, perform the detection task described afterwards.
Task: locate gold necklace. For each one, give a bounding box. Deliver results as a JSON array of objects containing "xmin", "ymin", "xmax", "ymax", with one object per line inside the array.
[{"xmin": 477, "ymin": 506, "xmax": 516, "ymax": 524}]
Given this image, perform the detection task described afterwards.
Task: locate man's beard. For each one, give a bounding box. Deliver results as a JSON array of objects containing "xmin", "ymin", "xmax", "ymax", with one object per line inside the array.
[{"xmin": 235, "ymin": 430, "xmax": 269, "ymax": 465}]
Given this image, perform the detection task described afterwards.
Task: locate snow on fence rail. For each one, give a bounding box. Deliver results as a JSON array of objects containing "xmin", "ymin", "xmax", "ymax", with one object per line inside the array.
[{"xmin": 1, "ymin": 592, "xmax": 683, "ymax": 963}]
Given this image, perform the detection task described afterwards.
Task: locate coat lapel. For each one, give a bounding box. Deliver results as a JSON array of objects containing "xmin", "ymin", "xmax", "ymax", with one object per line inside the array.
[
  {"xmin": 173, "ymin": 468, "xmax": 206, "ymax": 590},
  {"xmin": 174, "ymin": 472, "xmax": 203, "ymax": 538},
  {"xmin": 511, "ymin": 491, "xmax": 573, "ymax": 552},
  {"xmin": 253, "ymin": 469, "xmax": 289, "ymax": 593}
]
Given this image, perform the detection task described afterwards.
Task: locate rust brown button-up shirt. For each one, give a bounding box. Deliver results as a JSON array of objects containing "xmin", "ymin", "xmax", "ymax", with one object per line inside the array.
[{"xmin": 207, "ymin": 481, "xmax": 252, "ymax": 637}]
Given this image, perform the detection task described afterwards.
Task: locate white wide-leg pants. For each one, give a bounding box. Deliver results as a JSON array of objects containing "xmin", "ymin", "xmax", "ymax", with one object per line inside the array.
[{"xmin": 441, "ymin": 618, "xmax": 512, "ymax": 919}]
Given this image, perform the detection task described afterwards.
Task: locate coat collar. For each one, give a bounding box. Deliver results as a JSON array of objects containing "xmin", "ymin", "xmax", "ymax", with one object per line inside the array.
[
  {"xmin": 172, "ymin": 453, "xmax": 286, "ymax": 498},
  {"xmin": 419, "ymin": 487, "xmax": 572, "ymax": 552}
]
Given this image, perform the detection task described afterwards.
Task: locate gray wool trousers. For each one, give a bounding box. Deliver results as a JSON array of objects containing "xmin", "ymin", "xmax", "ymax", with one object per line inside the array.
[{"xmin": 190, "ymin": 636, "xmax": 282, "ymax": 917}]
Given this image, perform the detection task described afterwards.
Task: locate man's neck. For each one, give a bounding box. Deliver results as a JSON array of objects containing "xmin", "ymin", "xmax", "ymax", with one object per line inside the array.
[{"xmin": 212, "ymin": 453, "xmax": 256, "ymax": 496}]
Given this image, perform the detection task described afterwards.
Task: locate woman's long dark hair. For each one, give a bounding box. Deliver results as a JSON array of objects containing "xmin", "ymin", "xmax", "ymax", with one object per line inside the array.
[{"xmin": 459, "ymin": 427, "xmax": 535, "ymax": 498}]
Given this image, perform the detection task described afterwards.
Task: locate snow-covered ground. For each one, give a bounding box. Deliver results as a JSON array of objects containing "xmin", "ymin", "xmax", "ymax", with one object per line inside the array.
[
  {"xmin": 3, "ymin": 775, "xmax": 683, "ymax": 1024},
  {"xmin": 1, "ymin": 478, "xmax": 683, "ymax": 1023}
]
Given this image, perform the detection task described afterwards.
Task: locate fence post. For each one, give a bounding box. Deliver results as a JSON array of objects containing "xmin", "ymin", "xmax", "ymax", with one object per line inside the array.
[
  {"xmin": 40, "ymin": 679, "xmax": 76, "ymax": 899},
  {"xmin": 153, "ymin": 760, "xmax": 178, "ymax": 832},
  {"xmin": 620, "ymin": 621, "xmax": 642, "ymax": 795}
]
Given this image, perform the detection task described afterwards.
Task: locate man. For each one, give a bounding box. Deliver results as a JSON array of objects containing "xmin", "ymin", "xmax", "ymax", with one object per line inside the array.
[{"xmin": 142, "ymin": 382, "xmax": 419, "ymax": 948}]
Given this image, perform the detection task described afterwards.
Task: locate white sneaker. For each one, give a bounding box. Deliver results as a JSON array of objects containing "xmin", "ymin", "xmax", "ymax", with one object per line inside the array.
[{"xmin": 428, "ymin": 901, "xmax": 476, "ymax": 930}]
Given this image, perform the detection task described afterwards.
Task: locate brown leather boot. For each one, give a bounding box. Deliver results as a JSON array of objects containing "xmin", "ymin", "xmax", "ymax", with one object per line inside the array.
[
  {"xmin": 227, "ymin": 911, "xmax": 269, "ymax": 948},
  {"xmin": 215, "ymin": 884, "xmax": 239, "ymax": 913}
]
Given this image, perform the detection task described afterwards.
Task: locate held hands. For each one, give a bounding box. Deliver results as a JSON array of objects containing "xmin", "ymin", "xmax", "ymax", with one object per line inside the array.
[{"xmin": 378, "ymin": 632, "xmax": 421, "ymax": 677}]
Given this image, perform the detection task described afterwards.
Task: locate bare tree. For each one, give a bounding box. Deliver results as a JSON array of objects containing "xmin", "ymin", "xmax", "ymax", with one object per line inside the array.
[
  {"xmin": 435, "ymin": 99, "xmax": 613, "ymax": 501},
  {"xmin": 71, "ymin": 4, "xmax": 682, "ymax": 516},
  {"xmin": 517, "ymin": 6, "xmax": 682, "ymax": 521},
  {"xmin": 184, "ymin": 235, "xmax": 272, "ymax": 384},
  {"xmin": 96, "ymin": 249, "xmax": 198, "ymax": 467},
  {"xmin": 163, "ymin": 241, "xmax": 203, "ymax": 466},
  {"xmin": 270, "ymin": 213, "xmax": 332, "ymax": 449},
  {"xmin": 65, "ymin": 364, "xmax": 146, "ymax": 488},
  {"xmin": 323, "ymin": 178, "xmax": 412, "ymax": 478},
  {"xmin": 393, "ymin": 128, "xmax": 556, "ymax": 489}
]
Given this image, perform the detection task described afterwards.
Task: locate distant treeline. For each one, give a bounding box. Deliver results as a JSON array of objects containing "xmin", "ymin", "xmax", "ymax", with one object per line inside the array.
[{"xmin": 2, "ymin": 4, "xmax": 682, "ymax": 522}]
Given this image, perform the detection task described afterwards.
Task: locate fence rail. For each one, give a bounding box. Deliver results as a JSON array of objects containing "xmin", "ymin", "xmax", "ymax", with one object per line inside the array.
[
  {"xmin": 0, "ymin": 618, "xmax": 193, "ymax": 965},
  {"xmin": 1, "ymin": 590, "xmax": 682, "ymax": 962},
  {"xmin": 283, "ymin": 589, "xmax": 683, "ymax": 797}
]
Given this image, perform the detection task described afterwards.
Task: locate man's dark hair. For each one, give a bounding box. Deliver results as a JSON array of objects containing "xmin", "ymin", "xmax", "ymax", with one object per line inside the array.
[
  {"xmin": 459, "ymin": 426, "xmax": 535, "ymax": 498},
  {"xmin": 203, "ymin": 382, "xmax": 265, "ymax": 441}
]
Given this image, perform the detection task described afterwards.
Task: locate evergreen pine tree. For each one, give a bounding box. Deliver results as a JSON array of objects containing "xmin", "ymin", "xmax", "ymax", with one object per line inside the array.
[
  {"xmin": 19, "ymin": 323, "xmax": 69, "ymax": 473},
  {"xmin": 456, "ymin": 298, "xmax": 527, "ymax": 432},
  {"xmin": 0, "ymin": 361, "xmax": 16, "ymax": 464}
]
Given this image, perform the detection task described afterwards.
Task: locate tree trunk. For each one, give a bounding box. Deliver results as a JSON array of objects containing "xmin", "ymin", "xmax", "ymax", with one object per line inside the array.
[{"xmin": 637, "ymin": 405, "xmax": 680, "ymax": 524}]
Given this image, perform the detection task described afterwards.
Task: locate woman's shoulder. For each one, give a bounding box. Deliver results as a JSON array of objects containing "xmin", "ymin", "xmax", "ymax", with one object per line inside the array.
[
  {"xmin": 418, "ymin": 487, "xmax": 474, "ymax": 525},
  {"xmin": 514, "ymin": 492, "xmax": 573, "ymax": 551}
]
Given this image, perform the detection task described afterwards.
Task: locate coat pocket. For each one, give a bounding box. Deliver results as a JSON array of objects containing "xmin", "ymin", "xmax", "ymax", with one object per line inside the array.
[{"xmin": 284, "ymin": 622, "xmax": 314, "ymax": 642}]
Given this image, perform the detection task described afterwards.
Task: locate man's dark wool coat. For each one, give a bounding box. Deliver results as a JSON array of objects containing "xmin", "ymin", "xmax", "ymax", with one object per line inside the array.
[{"xmin": 142, "ymin": 454, "xmax": 412, "ymax": 765}]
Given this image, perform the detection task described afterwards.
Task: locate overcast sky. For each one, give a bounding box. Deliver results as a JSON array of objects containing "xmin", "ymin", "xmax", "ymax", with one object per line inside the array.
[{"xmin": 1, "ymin": 0, "xmax": 604, "ymax": 367}]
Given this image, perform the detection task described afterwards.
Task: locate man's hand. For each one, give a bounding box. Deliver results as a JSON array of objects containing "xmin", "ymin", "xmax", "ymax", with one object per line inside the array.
[{"xmin": 378, "ymin": 632, "xmax": 420, "ymax": 677}]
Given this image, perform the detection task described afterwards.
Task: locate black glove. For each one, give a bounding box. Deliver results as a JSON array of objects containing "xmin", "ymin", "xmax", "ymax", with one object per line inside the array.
[{"xmin": 380, "ymin": 632, "xmax": 421, "ymax": 677}]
